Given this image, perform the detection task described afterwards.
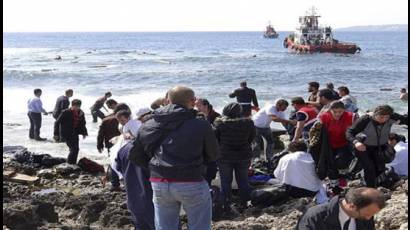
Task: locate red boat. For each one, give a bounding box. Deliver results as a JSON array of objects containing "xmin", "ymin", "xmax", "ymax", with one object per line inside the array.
[{"xmin": 283, "ymin": 7, "xmax": 361, "ymax": 54}]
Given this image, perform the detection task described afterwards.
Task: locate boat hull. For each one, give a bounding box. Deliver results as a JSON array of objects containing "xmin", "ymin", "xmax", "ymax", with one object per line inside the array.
[
  {"xmin": 264, "ymin": 33, "xmax": 279, "ymax": 39},
  {"xmin": 283, "ymin": 38, "xmax": 361, "ymax": 54}
]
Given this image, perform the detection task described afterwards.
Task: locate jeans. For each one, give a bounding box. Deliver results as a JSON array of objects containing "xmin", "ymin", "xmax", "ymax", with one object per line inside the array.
[
  {"xmin": 27, "ymin": 112, "xmax": 42, "ymax": 139},
  {"xmin": 66, "ymin": 135, "xmax": 79, "ymax": 164},
  {"xmin": 151, "ymin": 181, "xmax": 212, "ymax": 230},
  {"xmin": 91, "ymin": 109, "xmax": 105, "ymax": 122},
  {"xmin": 253, "ymin": 127, "xmax": 274, "ymax": 160},
  {"xmin": 217, "ymin": 160, "xmax": 252, "ymax": 205}
]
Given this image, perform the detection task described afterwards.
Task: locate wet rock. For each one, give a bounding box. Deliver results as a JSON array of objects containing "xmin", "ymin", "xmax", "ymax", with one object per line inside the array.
[
  {"xmin": 37, "ymin": 169, "xmax": 56, "ymax": 179},
  {"xmin": 55, "ymin": 163, "xmax": 81, "ymax": 176},
  {"xmin": 32, "ymin": 201, "xmax": 58, "ymax": 223},
  {"xmin": 79, "ymin": 200, "xmax": 107, "ymax": 224},
  {"xmin": 3, "ymin": 146, "xmax": 27, "ymax": 155},
  {"xmin": 375, "ymin": 192, "xmax": 407, "ymax": 230},
  {"xmin": 3, "ymin": 203, "xmax": 37, "ymax": 230}
]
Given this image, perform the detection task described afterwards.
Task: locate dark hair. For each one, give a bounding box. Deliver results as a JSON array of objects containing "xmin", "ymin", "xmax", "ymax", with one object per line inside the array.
[
  {"xmin": 222, "ymin": 102, "xmax": 242, "ymax": 118},
  {"xmin": 388, "ymin": 133, "xmax": 407, "ymax": 143},
  {"xmin": 291, "ymin": 97, "xmax": 305, "ymax": 105},
  {"xmin": 344, "ymin": 187, "xmax": 386, "ymax": 209},
  {"xmin": 113, "ymin": 103, "xmax": 131, "ymax": 114},
  {"xmin": 240, "ymin": 81, "xmax": 247, "ymax": 87},
  {"xmin": 34, "ymin": 88, "xmax": 42, "ymax": 95},
  {"xmin": 276, "ymin": 99, "xmax": 289, "ymax": 107},
  {"xmin": 308, "ymin": 82, "xmax": 320, "ymax": 89},
  {"xmin": 373, "ymin": 105, "xmax": 394, "ymax": 116},
  {"xmin": 71, "ymin": 99, "xmax": 82, "ymax": 106},
  {"xmin": 65, "ymin": 89, "xmax": 73, "ymax": 95},
  {"xmin": 329, "ymin": 101, "xmax": 346, "ymax": 110},
  {"xmin": 198, "ymin": 98, "xmax": 213, "ymax": 110},
  {"xmin": 288, "ymin": 140, "xmax": 307, "ymax": 152},
  {"xmin": 338, "ymin": 86, "xmax": 350, "ymax": 95},
  {"xmin": 105, "ymin": 92, "xmax": 112, "ymax": 97},
  {"xmin": 319, "ymin": 89, "xmax": 334, "ymax": 100},
  {"xmin": 115, "ymin": 109, "xmax": 131, "ymax": 119},
  {"xmin": 106, "ymin": 99, "xmax": 118, "ymax": 106},
  {"xmin": 326, "ymin": 82, "xmax": 334, "ymax": 89},
  {"xmin": 401, "ymin": 88, "xmax": 407, "ymax": 92}
]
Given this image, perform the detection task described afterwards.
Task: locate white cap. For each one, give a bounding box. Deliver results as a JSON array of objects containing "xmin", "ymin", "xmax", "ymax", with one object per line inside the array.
[{"xmin": 135, "ymin": 107, "xmax": 151, "ymax": 118}]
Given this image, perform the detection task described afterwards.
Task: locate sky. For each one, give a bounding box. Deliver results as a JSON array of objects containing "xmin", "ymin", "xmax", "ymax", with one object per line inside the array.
[{"xmin": 3, "ymin": 0, "xmax": 408, "ymax": 32}]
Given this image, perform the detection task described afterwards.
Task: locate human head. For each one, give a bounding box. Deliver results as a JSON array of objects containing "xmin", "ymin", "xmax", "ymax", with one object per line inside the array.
[
  {"xmin": 400, "ymin": 88, "xmax": 407, "ymax": 93},
  {"xmin": 65, "ymin": 89, "xmax": 74, "ymax": 97},
  {"xmin": 372, "ymin": 105, "xmax": 394, "ymax": 124},
  {"xmin": 222, "ymin": 102, "xmax": 242, "ymax": 118},
  {"xmin": 338, "ymin": 86, "xmax": 350, "ymax": 97},
  {"xmin": 195, "ymin": 98, "xmax": 212, "ymax": 114},
  {"xmin": 135, "ymin": 107, "xmax": 152, "ymax": 120},
  {"xmin": 343, "ymin": 187, "xmax": 386, "ymax": 220},
  {"xmin": 113, "ymin": 103, "xmax": 131, "ymax": 115},
  {"xmin": 290, "ymin": 97, "xmax": 305, "ymax": 110},
  {"xmin": 71, "ymin": 99, "xmax": 82, "ymax": 110},
  {"xmin": 326, "ymin": 82, "xmax": 334, "ymax": 90},
  {"xmin": 34, "ymin": 88, "xmax": 42, "ymax": 97},
  {"xmin": 167, "ymin": 86, "xmax": 196, "ymax": 109},
  {"xmin": 308, "ymin": 82, "xmax": 320, "ymax": 92},
  {"xmin": 329, "ymin": 101, "xmax": 346, "ymax": 120},
  {"xmin": 106, "ymin": 99, "xmax": 118, "ymax": 110},
  {"xmin": 318, "ymin": 89, "xmax": 334, "ymax": 105},
  {"xmin": 105, "ymin": 92, "xmax": 112, "ymax": 98},
  {"xmin": 240, "ymin": 81, "xmax": 247, "ymax": 88},
  {"xmin": 388, "ymin": 133, "xmax": 406, "ymax": 146},
  {"xmin": 288, "ymin": 140, "xmax": 307, "ymax": 152},
  {"xmin": 115, "ymin": 109, "xmax": 131, "ymax": 125},
  {"xmin": 275, "ymin": 99, "xmax": 289, "ymax": 112}
]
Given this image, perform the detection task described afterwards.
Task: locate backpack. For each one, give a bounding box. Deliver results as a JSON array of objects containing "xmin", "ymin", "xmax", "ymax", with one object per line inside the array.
[
  {"xmin": 77, "ymin": 157, "xmax": 105, "ymax": 174},
  {"xmin": 376, "ymin": 166, "xmax": 400, "ymax": 189}
]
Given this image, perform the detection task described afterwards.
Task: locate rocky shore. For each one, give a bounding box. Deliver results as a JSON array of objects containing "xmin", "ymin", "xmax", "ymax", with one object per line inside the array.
[{"xmin": 3, "ymin": 146, "xmax": 408, "ymax": 230}]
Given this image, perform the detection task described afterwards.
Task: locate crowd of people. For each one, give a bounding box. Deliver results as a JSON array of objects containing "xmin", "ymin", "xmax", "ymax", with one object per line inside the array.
[{"xmin": 25, "ymin": 81, "xmax": 408, "ymax": 229}]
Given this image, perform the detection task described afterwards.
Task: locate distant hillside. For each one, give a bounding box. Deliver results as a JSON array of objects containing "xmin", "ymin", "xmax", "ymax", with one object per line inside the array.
[{"xmin": 335, "ymin": 24, "xmax": 408, "ymax": 32}]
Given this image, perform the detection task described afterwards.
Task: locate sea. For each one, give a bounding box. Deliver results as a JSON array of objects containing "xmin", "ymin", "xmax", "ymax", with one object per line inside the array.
[{"xmin": 3, "ymin": 31, "xmax": 408, "ymax": 163}]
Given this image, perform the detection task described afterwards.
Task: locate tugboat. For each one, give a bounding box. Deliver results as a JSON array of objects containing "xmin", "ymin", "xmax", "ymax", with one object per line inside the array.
[
  {"xmin": 263, "ymin": 22, "xmax": 279, "ymax": 38},
  {"xmin": 283, "ymin": 7, "xmax": 361, "ymax": 54}
]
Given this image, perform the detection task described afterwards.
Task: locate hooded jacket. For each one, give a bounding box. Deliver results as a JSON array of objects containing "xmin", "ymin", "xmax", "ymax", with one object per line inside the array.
[
  {"xmin": 128, "ymin": 104, "xmax": 219, "ymax": 181},
  {"xmin": 214, "ymin": 103, "xmax": 256, "ymax": 161}
]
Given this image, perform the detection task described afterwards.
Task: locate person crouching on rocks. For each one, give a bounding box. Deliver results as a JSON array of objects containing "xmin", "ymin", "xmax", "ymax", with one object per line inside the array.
[{"xmin": 55, "ymin": 99, "xmax": 88, "ymax": 164}]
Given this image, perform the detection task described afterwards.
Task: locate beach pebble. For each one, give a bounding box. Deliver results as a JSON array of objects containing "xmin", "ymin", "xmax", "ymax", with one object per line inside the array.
[{"xmin": 55, "ymin": 163, "xmax": 81, "ymax": 176}]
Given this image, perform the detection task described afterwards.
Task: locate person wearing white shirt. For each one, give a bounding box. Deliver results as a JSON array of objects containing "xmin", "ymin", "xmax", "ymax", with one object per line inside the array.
[
  {"xmin": 252, "ymin": 99, "xmax": 295, "ymax": 163},
  {"xmin": 274, "ymin": 140, "xmax": 323, "ymax": 197},
  {"xmin": 27, "ymin": 88, "xmax": 49, "ymax": 141},
  {"xmin": 338, "ymin": 86, "xmax": 358, "ymax": 113},
  {"xmin": 115, "ymin": 110, "xmax": 142, "ymax": 142},
  {"xmin": 386, "ymin": 133, "xmax": 408, "ymax": 176}
]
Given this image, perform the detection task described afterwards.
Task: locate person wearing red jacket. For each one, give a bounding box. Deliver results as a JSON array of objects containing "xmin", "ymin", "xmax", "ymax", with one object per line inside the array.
[{"xmin": 319, "ymin": 101, "xmax": 355, "ymax": 195}]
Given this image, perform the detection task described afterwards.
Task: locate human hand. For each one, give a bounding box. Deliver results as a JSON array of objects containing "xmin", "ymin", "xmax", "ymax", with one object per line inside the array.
[{"xmin": 354, "ymin": 142, "xmax": 366, "ymax": 152}]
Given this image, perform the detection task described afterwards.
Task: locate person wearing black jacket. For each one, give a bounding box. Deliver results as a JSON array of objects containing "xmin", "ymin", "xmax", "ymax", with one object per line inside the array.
[
  {"xmin": 214, "ymin": 102, "xmax": 256, "ymax": 212},
  {"xmin": 228, "ymin": 81, "xmax": 259, "ymax": 117},
  {"xmin": 55, "ymin": 99, "xmax": 88, "ymax": 164},
  {"xmin": 297, "ymin": 187, "xmax": 385, "ymax": 230},
  {"xmin": 53, "ymin": 89, "xmax": 73, "ymax": 142},
  {"xmin": 346, "ymin": 105, "xmax": 405, "ymax": 188},
  {"xmin": 129, "ymin": 86, "xmax": 219, "ymax": 230}
]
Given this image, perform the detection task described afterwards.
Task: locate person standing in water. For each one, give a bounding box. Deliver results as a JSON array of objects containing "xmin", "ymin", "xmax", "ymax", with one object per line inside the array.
[{"xmin": 229, "ymin": 81, "xmax": 259, "ymax": 117}]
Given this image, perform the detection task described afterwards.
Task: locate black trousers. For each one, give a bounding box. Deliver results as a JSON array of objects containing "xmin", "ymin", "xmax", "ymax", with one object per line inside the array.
[
  {"xmin": 27, "ymin": 112, "xmax": 42, "ymax": 139},
  {"xmin": 53, "ymin": 120, "xmax": 66, "ymax": 142},
  {"xmin": 355, "ymin": 146, "xmax": 385, "ymax": 188},
  {"xmin": 91, "ymin": 109, "xmax": 105, "ymax": 122},
  {"xmin": 286, "ymin": 185, "xmax": 317, "ymax": 198},
  {"xmin": 328, "ymin": 145, "xmax": 354, "ymax": 180},
  {"xmin": 66, "ymin": 135, "xmax": 80, "ymax": 164}
]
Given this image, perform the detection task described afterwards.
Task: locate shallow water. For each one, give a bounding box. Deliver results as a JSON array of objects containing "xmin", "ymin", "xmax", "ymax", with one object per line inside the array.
[{"xmin": 3, "ymin": 32, "xmax": 408, "ymax": 162}]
